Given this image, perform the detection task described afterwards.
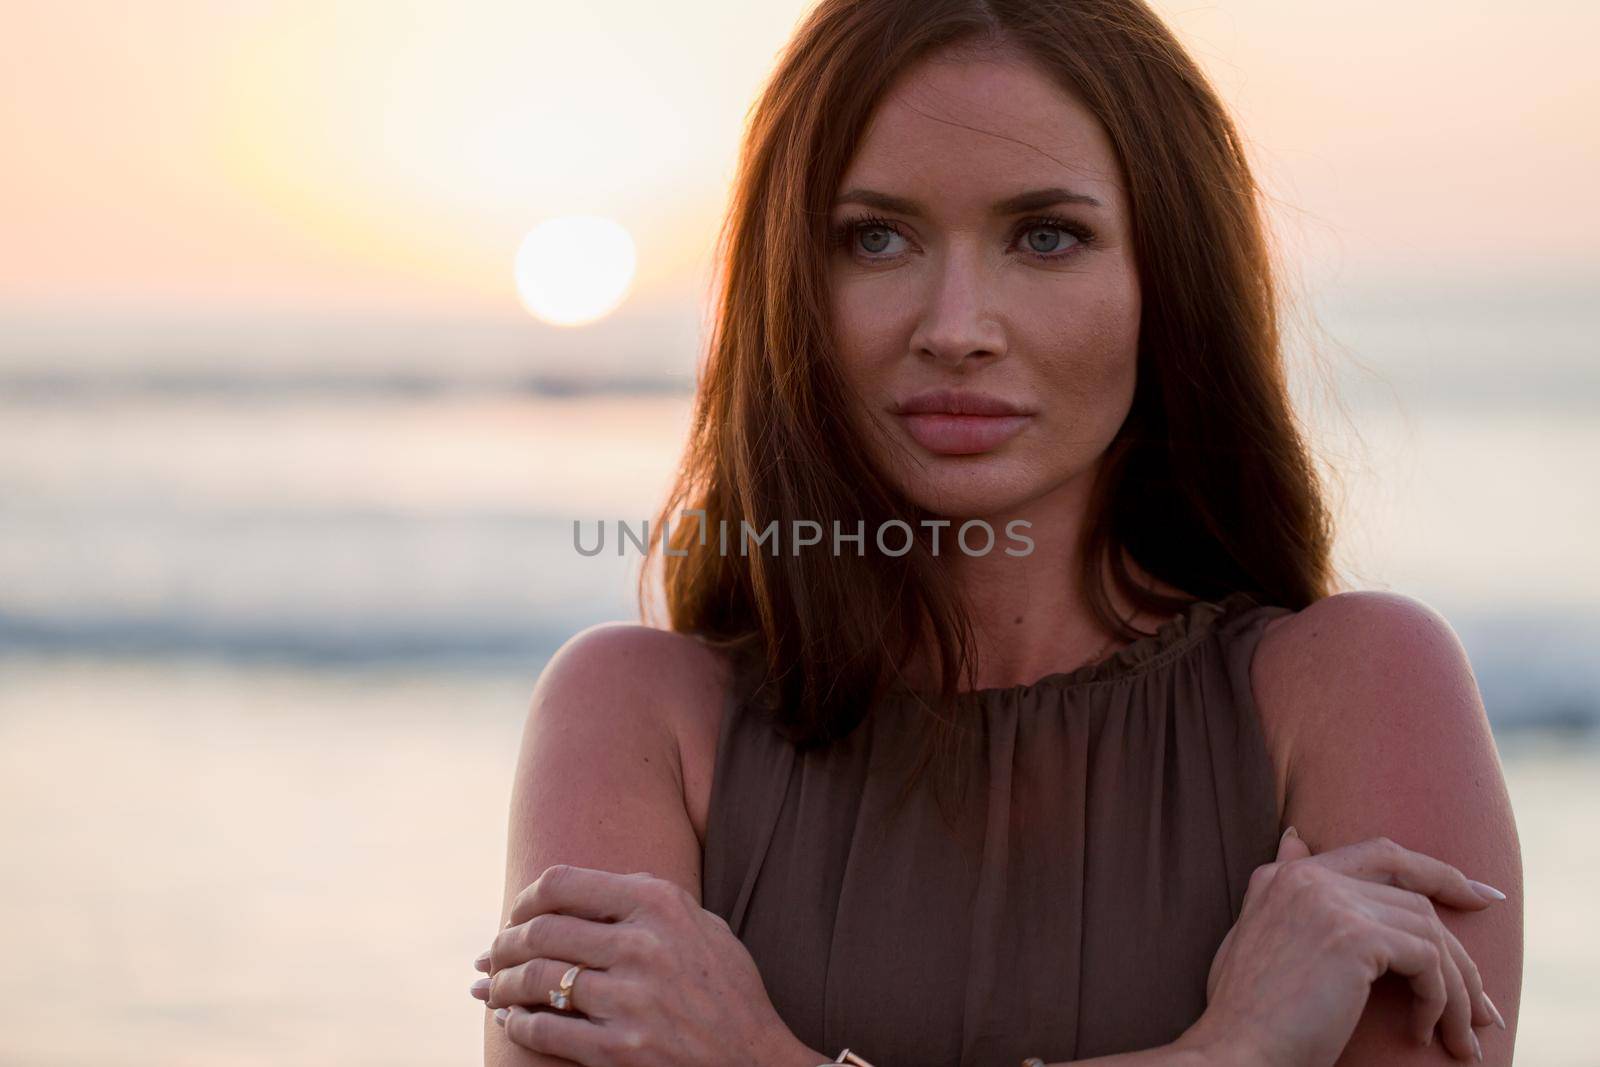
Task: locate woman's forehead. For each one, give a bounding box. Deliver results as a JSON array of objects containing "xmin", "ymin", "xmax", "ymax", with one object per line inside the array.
[{"xmin": 838, "ymin": 53, "xmax": 1126, "ymax": 212}]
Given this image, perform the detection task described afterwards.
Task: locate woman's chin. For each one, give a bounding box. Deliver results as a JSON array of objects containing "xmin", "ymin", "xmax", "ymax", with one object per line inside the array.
[{"xmin": 896, "ymin": 474, "xmax": 1043, "ymax": 525}]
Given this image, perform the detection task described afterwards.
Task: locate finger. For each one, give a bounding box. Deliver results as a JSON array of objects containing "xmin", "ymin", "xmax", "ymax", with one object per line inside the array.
[
  {"xmin": 1443, "ymin": 922, "xmax": 1493, "ymax": 1032},
  {"xmin": 1238, "ymin": 827, "xmax": 1310, "ymax": 909},
  {"xmin": 1365, "ymin": 898, "xmax": 1478, "ymax": 1061},
  {"xmin": 1243, "ymin": 859, "xmax": 1281, "ymax": 908},
  {"xmin": 1277, "ymin": 825, "xmax": 1312, "ymax": 864},
  {"xmin": 498, "ymin": 1002, "xmax": 607, "ymax": 1063},
  {"xmin": 1357, "ymin": 880, "xmax": 1496, "ymax": 1031},
  {"xmin": 489, "ymin": 910, "xmax": 621, "ymax": 972},
  {"xmin": 1431, "ymin": 922, "xmax": 1480, "ymax": 1063},
  {"xmin": 1309, "ymin": 837, "xmax": 1498, "ymax": 912},
  {"xmin": 1365, "ymin": 922, "xmax": 1449, "ymax": 1047},
  {"xmin": 489, "ymin": 957, "xmax": 620, "ymax": 1017},
  {"xmin": 509, "ymin": 864, "xmax": 658, "ymax": 928}
]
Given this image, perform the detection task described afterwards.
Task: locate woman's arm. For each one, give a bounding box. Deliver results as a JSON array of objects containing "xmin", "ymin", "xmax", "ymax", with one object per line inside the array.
[
  {"xmin": 484, "ymin": 624, "xmax": 1267, "ymax": 1067},
  {"xmin": 483, "ymin": 623, "xmax": 730, "ymax": 1067},
  {"xmin": 1252, "ymin": 591, "xmax": 1524, "ymax": 1065}
]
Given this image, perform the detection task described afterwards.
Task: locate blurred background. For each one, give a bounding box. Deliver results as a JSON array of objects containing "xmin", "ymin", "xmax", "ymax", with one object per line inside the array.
[{"xmin": 1, "ymin": 1, "xmax": 1595, "ymax": 1063}]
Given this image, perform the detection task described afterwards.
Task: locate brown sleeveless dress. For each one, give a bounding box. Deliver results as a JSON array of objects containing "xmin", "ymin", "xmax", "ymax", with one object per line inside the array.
[{"xmin": 700, "ymin": 591, "xmax": 1293, "ymax": 1067}]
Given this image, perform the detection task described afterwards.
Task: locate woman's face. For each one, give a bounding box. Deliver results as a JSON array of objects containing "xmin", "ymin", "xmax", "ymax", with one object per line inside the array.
[{"xmin": 828, "ymin": 47, "xmax": 1141, "ymax": 521}]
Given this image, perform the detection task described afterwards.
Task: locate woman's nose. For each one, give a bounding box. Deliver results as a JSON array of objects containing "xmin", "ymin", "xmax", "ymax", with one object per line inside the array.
[{"xmin": 911, "ymin": 262, "xmax": 1007, "ymax": 366}]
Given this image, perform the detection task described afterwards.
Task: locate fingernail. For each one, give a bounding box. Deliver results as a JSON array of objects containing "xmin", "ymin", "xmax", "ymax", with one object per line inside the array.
[
  {"xmin": 1280, "ymin": 825, "xmax": 1299, "ymax": 842},
  {"xmin": 1484, "ymin": 992, "xmax": 1506, "ymax": 1030},
  {"xmin": 1468, "ymin": 879, "xmax": 1506, "ymax": 901},
  {"xmin": 1472, "ymin": 1030, "xmax": 1483, "ymax": 1061},
  {"xmin": 494, "ymin": 1007, "xmax": 509, "ymax": 1026},
  {"xmin": 474, "ymin": 951, "xmax": 491, "ymax": 972},
  {"xmin": 470, "ymin": 977, "xmax": 491, "ymax": 1000}
]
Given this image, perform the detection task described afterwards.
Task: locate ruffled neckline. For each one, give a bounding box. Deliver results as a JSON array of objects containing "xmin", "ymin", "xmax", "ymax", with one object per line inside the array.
[{"xmin": 884, "ymin": 589, "xmax": 1263, "ymax": 702}]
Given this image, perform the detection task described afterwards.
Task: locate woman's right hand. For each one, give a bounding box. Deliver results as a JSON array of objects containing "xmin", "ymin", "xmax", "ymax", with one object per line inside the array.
[{"xmin": 1183, "ymin": 828, "xmax": 1507, "ymax": 1067}]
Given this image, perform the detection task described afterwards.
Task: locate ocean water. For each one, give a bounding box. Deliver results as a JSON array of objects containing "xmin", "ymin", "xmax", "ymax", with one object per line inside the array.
[
  {"xmin": 1, "ymin": 383, "xmax": 1597, "ymax": 728},
  {"xmin": 1, "ymin": 307, "xmax": 1598, "ymax": 1060},
  {"xmin": 0, "ymin": 390, "xmax": 680, "ymax": 664}
]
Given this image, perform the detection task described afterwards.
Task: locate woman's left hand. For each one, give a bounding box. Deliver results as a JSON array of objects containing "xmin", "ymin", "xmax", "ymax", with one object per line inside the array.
[{"xmin": 470, "ymin": 863, "xmax": 803, "ymax": 1067}]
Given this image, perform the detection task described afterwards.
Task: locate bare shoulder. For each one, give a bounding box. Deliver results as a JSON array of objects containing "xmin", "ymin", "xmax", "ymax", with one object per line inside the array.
[
  {"xmin": 529, "ymin": 622, "xmax": 735, "ymax": 845},
  {"xmin": 502, "ymin": 623, "xmax": 733, "ymax": 908},
  {"xmin": 1248, "ymin": 590, "xmax": 1524, "ymax": 1061},
  {"xmin": 1249, "ymin": 590, "xmax": 1480, "ymax": 771},
  {"xmin": 533, "ymin": 621, "xmax": 732, "ymax": 733}
]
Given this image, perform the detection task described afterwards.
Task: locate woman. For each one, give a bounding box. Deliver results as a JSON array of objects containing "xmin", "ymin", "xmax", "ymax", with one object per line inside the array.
[{"xmin": 471, "ymin": 1, "xmax": 1523, "ymax": 1064}]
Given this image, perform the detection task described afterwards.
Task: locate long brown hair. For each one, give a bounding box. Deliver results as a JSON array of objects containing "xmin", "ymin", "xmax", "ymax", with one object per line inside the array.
[{"xmin": 638, "ymin": 0, "xmax": 1339, "ymax": 815}]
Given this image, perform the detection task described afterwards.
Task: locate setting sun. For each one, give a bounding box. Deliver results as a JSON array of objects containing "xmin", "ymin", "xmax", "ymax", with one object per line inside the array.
[{"xmin": 513, "ymin": 215, "xmax": 637, "ymax": 327}]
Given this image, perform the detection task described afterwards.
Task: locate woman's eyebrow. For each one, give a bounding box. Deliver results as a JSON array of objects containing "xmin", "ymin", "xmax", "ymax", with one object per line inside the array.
[{"xmin": 832, "ymin": 186, "xmax": 1103, "ymax": 216}]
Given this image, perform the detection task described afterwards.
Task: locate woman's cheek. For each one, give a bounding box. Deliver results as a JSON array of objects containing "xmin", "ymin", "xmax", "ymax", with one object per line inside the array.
[{"xmin": 1029, "ymin": 329, "xmax": 1139, "ymax": 448}]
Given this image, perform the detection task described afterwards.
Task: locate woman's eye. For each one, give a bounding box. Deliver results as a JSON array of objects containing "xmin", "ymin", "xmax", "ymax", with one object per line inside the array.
[
  {"xmin": 836, "ymin": 219, "xmax": 1087, "ymax": 260},
  {"xmin": 854, "ymin": 225, "xmax": 903, "ymax": 256},
  {"xmin": 1021, "ymin": 224, "xmax": 1080, "ymax": 255}
]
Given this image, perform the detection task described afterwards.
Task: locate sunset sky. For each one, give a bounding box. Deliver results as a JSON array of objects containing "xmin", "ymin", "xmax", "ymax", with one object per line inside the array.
[{"xmin": 1, "ymin": 1, "xmax": 1595, "ymax": 372}]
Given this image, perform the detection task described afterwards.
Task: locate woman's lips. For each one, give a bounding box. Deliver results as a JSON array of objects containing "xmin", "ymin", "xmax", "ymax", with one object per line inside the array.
[{"xmin": 896, "ymin": 412, "xmax": 1032, "ymax": 455}]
